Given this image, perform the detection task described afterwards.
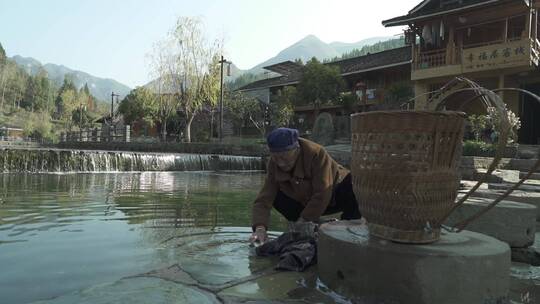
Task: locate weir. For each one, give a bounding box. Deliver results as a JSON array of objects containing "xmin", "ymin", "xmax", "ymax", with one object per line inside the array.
[{"xmin": 0, "ymin": 148, "xmax": 263, "ymax": 173}]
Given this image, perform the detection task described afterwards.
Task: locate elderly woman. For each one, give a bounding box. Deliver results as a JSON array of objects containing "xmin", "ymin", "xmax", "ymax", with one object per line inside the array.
[{"xmin": 250, "ymin": 128, "xmax": 361, "ymax": 243}]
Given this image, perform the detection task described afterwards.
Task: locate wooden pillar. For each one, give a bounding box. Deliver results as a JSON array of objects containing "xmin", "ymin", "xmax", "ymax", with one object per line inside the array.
[
  {"xmin": 411, "ymin": 32, "xmax": 416, "ymax": 70},
  {"xmin": 527, "ymin": 9, "xmax": 533, "ymax": 40},
  {"xmin": 447, "ymin": 25, "xmax": 455, "ymax": 64},
  {"xmin": 534, "ymin": 9, "xmax": 538, "ymax": 40}
]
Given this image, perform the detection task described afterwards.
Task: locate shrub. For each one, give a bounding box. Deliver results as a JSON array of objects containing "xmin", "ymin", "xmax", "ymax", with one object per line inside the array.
[{"xmin": 462, "ymin": 140, "xmax": 496, "ymax": 157}]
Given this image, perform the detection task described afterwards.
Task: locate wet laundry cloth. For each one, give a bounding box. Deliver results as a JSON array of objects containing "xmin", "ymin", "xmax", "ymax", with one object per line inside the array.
[{"xmin": 255, "ymin": 231, "xmax": 317, "ymax": 272}]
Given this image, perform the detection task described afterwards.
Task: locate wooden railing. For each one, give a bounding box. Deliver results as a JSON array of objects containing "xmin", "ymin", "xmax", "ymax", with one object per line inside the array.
[
  {"xmin": 412, "ymin": 47, "xmax": 462, "ymax": 70},
  {"xmin": 414, "ymin": 48, "xmax": 448, "ymax": 70}
]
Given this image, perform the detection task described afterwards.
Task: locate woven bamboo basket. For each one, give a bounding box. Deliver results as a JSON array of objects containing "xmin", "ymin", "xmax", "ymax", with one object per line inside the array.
[{"xmin": 351, "ymin": 110, "xmax": 466, "ymax": 243}]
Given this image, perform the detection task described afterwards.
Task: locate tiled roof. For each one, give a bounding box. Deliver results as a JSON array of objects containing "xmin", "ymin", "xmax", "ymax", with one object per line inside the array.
[
  {"xmin": 236, "ymin": 73, "xmax": 300, "ymax": 92},
  {"xmin": 327, "ymin": 46, "xmax": 411, "ymax": 75},
  {"xmin": 237, "ymin": 46, "xmax": 411, "ymax": 92},
  {"xmin": 382, "ymin": 0, "xmax": 503, "ymax": 26}
]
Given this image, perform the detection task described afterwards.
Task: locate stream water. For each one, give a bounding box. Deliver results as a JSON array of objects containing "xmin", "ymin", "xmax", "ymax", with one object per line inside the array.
[{"xmin": 0, "ymin": 172, "xmax": 538, "ymax": 303}]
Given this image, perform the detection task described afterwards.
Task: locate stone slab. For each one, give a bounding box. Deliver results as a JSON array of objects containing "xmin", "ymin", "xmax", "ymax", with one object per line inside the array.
[
  {"xmin": 489, "ymin": 182, "xmax": 540, "ymax": 193},
  {"xmin": 447, "ymin": 196, "xmax": 536, "ymax": 248},
  {"xmin": 460, "ymin": 168, "xmax": 520, "ymax": 183},
  {"xmin": 318, "ymin": 220, "xmax": 511, "ymax": 304},
  {"xmin": 460, "ymin": 188, "xmax": 540, "ymax": 220}
]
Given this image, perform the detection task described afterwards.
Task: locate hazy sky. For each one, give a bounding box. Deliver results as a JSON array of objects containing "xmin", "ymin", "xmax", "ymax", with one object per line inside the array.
[{"xmin": 0, "ymin": 0, "xmax": 419, "ymax": 87}]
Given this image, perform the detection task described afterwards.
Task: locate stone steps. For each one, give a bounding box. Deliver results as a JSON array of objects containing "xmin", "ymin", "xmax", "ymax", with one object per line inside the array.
[
  {"xmin": 460, "ymin": 188, "xmax": 540, "ymax": 220},
  {"xmin": 449, "ymin": 195, "xmax": 537, "ymax": 248},
  {"xmin": 460, "ymin": 168, "xmax": 520, "ymax": 183},
  {"xmin": 489, "ymin": 182, "xmax": 540, "ymax": 193},
  {"xmin": 520, "ymin": 171, "xmax": 540, "ymax": 181},
  {"xmin": 460, "ymin": 156, "xmax": 540, "ymax": 173}
]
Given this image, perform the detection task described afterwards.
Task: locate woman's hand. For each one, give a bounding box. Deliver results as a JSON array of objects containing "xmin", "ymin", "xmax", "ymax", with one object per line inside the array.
[{"xmin": 249, "ymin": 226, "xmax": 267, "ymax": 244}]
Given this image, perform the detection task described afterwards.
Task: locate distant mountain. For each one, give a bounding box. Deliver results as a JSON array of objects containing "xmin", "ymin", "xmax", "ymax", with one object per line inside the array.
[
  {"xmin": 11, "ymin": 55, "xmax": 131, "ymax": 102},
  {"xmin": 246, "ymin": 35, "xmax": 394, "ymax": 74},
  {"xmin": 248, "ymin": 35, "xmax": 337, "ymax": 73},
  {"xmin": 328, "ymin": 36, "xmax": 394, "ymax": 55}
]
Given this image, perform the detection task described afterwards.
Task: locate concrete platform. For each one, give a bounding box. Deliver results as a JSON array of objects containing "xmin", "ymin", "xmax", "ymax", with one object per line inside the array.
[
  {"xmin": 447, "ymin": 196, "xmax": 537, "ymax": 248},
  {"xmin": 318, "ymin": 221, "xmax": 511, "ymax": 304}
]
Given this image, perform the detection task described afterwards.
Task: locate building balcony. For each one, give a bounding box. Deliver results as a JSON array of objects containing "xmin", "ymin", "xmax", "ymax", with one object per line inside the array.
[{"xmin": 412, "ymin": 38, "xmax": 540, "ymax": 81}]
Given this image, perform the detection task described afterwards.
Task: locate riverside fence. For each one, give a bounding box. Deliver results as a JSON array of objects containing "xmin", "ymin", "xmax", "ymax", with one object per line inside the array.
[{"xmin": 61, "ymin": 125, "xmax": 130, "ymax": 143}]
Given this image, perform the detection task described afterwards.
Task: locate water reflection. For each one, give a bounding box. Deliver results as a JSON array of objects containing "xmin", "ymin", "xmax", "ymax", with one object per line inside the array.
[
  {"xmin": 0, "ymin": 172, "xmax": 286, "ymax": 234},
  {"xmin": 0, "ymin": 172, "xmax": 289, "ymax": 304},
  {"xmin": 1, "ymin": 172, "xmax": 538, "ymax": 304}
]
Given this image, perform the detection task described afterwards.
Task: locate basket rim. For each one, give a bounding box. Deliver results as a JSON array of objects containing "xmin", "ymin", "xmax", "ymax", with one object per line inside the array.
[{"xmin": 350, "ymin": 110, "xmax": 466, "ymax": 118}]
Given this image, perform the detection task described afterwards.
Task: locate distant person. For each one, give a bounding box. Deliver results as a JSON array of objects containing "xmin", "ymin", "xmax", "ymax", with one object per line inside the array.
[{"xmin": 250, "ymin": 128, "xmax": 361, "ymax": 244}]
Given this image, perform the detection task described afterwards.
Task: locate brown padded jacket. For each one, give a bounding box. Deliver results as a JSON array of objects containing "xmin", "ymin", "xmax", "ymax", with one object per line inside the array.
[{"xmin": 251, "ymin": 138, "xmax": 349, "ymax": 229}]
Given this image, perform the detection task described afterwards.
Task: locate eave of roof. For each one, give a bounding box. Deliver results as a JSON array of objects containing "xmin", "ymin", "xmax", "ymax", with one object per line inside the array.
[{"xmin": 382, "ymin": 0, "xmax": 501, "ymax": 27}]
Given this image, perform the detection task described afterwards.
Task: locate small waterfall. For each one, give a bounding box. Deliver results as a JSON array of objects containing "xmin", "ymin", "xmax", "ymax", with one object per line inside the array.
[{"xmin": 0, "ymin": 149, "xmax": 264, "ymax": 173}]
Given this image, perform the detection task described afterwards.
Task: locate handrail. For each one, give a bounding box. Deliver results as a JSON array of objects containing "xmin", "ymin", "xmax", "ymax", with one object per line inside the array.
[
  {"xmin": 414, "ymin": 47, "xmax": 459, "ymax": 70},
  {"xmin": 414, "ymin": 37, "xmax": 534, "ymax": 70}
]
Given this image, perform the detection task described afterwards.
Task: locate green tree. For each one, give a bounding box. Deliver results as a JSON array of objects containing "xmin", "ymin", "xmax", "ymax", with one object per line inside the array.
[
  {"xmin": 379, "ymin": 81, "xmax": 414, "ymax": 110},
  {"xmin": 325, "ymin": 37, "xmax": 406, "ymax": 62},
  {"xmin": 22, "ymin": 75, "xmax": 37, "ymax": 110},
  {"xmin": 468, "ymin": 114, "xmax": 489, "ymax": 141},
  {"xmin": 118, "ymin": 86, "xmax": 157, "ymax": 126},
  {"xmin": 225, "ymin": 91, "xmax": 265, "ymax": 136},
  {"xmin": 296, "ymin": 58, "xmax": 344, "ymax": 106},
  {"xmin": 23, "ymin": 111, "xmax": 56, "ymax": 142},
  {"xmin": 73, "ymin": 89, "xmax": 92, "ymax": 128},
  {"xmin": 35, "ymin": 70, "xmax": 52, "ymax": 112},
  {"xmin": 272, "ymin": 86, "xmax": 295, "ymax": 127},
  {"xmin": 80, "ymin": 83, "xmax": 95, "ymax": 112},
  {"xmin": 5, "ymin": 64, "xmax": 27, "ymax": 109},
  {"xmin": 0, "ymin": 42, "xmax": 6, "ymax": 64},
  {"xmin": 59, "ymin": 89, "xmax": 77, "ymax": 130},
  {"xmin": 55, "ymin": 76, "xmax": 77, "ymax": 117}
]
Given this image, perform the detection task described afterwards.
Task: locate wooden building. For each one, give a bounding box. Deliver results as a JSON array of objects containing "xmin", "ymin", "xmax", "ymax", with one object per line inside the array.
[
  {"xmin": 237, "ymin": 47, "xmax": 412, "ymax": 135},
  {"xmin": 383, "ymin": 0, "xmax": 540, "ymax": 144}
]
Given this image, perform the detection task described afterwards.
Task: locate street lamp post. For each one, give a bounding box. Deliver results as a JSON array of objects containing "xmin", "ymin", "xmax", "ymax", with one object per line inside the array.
[
  {"xmin": 110, "ymin": 92, "xmax": 120, "ymax": 124},
  {"xmin": 219, "ymin": 56, "xmax": 231, "ymax": 141}
]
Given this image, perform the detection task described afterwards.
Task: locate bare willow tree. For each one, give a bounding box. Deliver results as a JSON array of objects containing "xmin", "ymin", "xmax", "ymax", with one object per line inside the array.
[
  {"xmin": 147, "ymin": 40, "xmax": 179, "ymax": 142},
  {"xmin": 169, "ymin": 17, "xmax": 221, "ymax": 142}
]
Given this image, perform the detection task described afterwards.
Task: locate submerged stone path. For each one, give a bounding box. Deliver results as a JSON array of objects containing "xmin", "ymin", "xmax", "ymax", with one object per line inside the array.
[
  {"xmin": 30, "ymin": 228, "xmax": 540, "ymax": 304},
  {"xmin": 31, "ymin": 230, "xmax": 341, "ymax": 304}
]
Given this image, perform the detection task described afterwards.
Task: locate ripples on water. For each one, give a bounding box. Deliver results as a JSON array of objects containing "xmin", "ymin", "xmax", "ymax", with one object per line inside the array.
[
  {"xmin": 0, "ymin": 172, "xmax": 290, "ymax": 304},
  {"xmin": 1, "ymin": 172, "xmax": 539, "ymax": 304}
]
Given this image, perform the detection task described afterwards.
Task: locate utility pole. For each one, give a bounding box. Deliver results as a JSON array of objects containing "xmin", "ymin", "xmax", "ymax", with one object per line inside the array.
[
  {"xmin": 218, "ymin": 56, "xmax": 231, "ymax": 141},
  {"xmin": 110, "ymin": 92, "xmax": 120, "ymax": 124}
]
